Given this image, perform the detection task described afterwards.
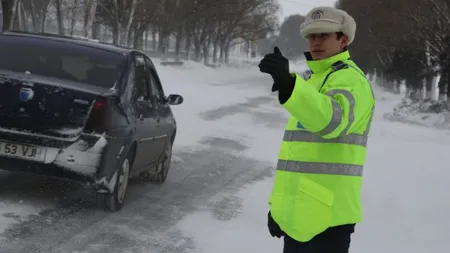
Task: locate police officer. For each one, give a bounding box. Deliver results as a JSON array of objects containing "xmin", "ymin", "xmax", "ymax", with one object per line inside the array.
[{"xmin": 258, "ymin": 6, "xmax": 375, "ymax": 253}]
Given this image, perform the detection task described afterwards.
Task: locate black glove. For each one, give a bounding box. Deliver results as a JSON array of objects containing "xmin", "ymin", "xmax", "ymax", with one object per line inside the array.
[
  {"xmin": 268, "ymin": 211, "xmax": 284, "ymax": 238},
  {"xmin": 258, "ymin": 46, "xmax": 295, "ymax": 103}
]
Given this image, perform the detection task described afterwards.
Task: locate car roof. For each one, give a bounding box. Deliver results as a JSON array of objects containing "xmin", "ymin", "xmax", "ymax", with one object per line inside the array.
[{"xmin": 0, "ymin": 30, "xmax": 136, "ymax": 55}]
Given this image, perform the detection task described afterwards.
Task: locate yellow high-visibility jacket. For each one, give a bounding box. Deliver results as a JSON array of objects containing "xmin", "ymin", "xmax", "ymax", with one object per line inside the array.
[{"xmin": 269, "ymin": 50, "xmax": 375, "ymax": 242}]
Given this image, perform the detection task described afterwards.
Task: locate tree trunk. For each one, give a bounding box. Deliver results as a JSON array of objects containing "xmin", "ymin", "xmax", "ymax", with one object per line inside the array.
[
  {"xmin": 69, "ymin": 0, "xmax": 79, "ymax": 36},
  {"xmin": 123, "ymin": 0, "xmax": 138, "ymax": 46},
  {"xmin": 3, "ymin": 0, "xmax": 18, "ymax": 31},
  {"xmin": 202, "ymin": 39, "xmax": 211, "ymax": 65},
  {"xmin": 83, "ymin": 0, "xmax": 98, "ymax": 38},
  {"xmin": 133, "ymin": 23, "xmax": 147, "ymax": 50},
  {"xmin": 16, "ymin": 0, "xmax": 23, "ymax": 30},
  {"xmin": 55, "ymin": 0, "xmax": 64, "ymax": 35},
  {"xmin": 39, "ymin": 5, "xmax": 47, "ymax": 33},
  {"xmin": 184, "ymin": 34, "xmax": 191, "ymax": 60},
  {"xmin": 1, "ymin": 0, "xmax": 13, "ymax": 32},
  {"xmin": 438, "ymin": 73, "xmax": 447, "ymax": 101},
  {"xmin": 152, "ymin": 25, "xmax": 157, "ymax": 51},
  {"xmin": 19, "ymin": 1, "xmax": 29, "ymax": 31},
  {"xmin": 112, "ymin": 22, "xmax": 120, "ymax": 45},
  {"xmin": 224, "ymin": 41, "xmax": 231, "ymax": 64},
  {"xmin": 144, "ymin": 29, "xmax": 148, "ymax": 49},
  {"xmin": 194, "ymin": 39, "xmax": 201, "ymax": 62},
  {"xmin": 174, "ymin": 26, "xmax": 183, "ymax": 61},
  {"xmin": 92, "ymin": 22, "xmax": 100, "ymax": 39},
  {"xmin": 212, "ymin": 39, "xmax": 219, "ymax": 64},
  {"xmin": 425, "ymin": 74, "xmax": 434, "ymax": 99}
]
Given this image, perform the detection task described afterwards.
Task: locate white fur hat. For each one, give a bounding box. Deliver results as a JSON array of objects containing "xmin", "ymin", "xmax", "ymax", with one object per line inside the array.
[{"xmin": 300, "ymin": 6, "xmax": 356, "ymax": 45}]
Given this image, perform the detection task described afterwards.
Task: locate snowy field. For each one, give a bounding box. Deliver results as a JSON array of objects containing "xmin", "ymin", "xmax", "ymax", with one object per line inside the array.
[{"xmin": 0, "ymin": 58, "xmax": 449, "ymax": 252}]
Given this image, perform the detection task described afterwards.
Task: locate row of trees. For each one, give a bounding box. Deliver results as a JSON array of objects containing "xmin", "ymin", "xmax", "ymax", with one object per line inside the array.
[
  {"xmin": 336, "ymin": 0, "xmax": 449, "ymax": 101},
  {"xmin": 256, "ymin": 14, "xmax": 308, "ymax": 60},
  {"xmin": 1, "ymin": 0, "xmax": 279, "ymax": 64}
]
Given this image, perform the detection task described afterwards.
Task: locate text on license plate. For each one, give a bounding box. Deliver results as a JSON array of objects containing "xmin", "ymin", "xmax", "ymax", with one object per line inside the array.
[{"xmin": 0, "ymin": 142, "xmax": 46, "ymax": 161}]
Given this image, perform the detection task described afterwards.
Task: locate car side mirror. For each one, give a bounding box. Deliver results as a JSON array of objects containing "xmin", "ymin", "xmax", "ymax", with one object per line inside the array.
[
  {"xmin": 166, "ymin": 94, "xmax": 183, "ymax": 105},
  {"xmin": 135, "ymin": 57, "xmax": 145, "ymax": 67}
]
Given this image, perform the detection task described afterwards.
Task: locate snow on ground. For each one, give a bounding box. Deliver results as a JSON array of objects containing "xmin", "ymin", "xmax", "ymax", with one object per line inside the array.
[
  {"xmin": 0, "ymin": 59, "xmax": 287, "ymax": 238},
  {"xmin": 376, "ymin": 81, "xmax": 450, "ymax": 129},
  {"xmin": 1, "ymin": 56, "xmax": 449, "ymax": 252},
  {"xmin": 154, "ymin": 59, "xmax": 293, "ymax": 156},
  {"xmin": 159, "ymin": 63, "xmax": 450, "ymax": 252},
  {"xmin": 177, "ymin": 178, "xmax": 283, "ymax": 253},
  {"xmin": 0, "ymin": 192, "xmax": 52, "ymax": 235}
]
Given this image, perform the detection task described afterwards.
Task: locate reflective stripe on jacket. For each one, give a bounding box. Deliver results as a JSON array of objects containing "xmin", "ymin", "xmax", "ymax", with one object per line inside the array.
[{"xmin": 269, "ymin": 50, "xmax": 375, "ymax": 242}]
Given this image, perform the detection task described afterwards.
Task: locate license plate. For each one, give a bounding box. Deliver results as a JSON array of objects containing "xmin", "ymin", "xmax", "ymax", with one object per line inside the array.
[{"xmin": 0, "ymin": 142, "xmax": 46, "ymax": 162}]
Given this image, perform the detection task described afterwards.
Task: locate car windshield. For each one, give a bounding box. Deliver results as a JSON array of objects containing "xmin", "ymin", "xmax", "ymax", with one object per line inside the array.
[{"xmin": 0, "ymin": 36, "xmax": 126, "ymax": 88}]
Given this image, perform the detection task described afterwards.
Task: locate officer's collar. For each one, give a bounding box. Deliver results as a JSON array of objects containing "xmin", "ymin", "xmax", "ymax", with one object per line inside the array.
[{"xmin": 304, "ymin": 50, "xmax": 350, "ymax": 74}]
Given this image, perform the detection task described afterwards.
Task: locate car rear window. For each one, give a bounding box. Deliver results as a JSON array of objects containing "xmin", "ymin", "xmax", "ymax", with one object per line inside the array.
[{"xmin": 0, "ymin": 36, "xmax": 126, "ymax": 88}]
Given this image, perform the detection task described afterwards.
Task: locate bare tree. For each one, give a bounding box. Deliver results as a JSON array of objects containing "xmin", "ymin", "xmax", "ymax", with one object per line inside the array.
[
  {"xmin": 83, "ymin": 0, "xmax": 97, "ymax": 38},
  {"xmin": 55, "ymin": 0, "xmax": 64, "ymax": 35},
  {"xmin": 1, "ymin": 0, "xmax": 279, "ymax": 66},
  {"xmin": 68, "ymin": 0, "xmax": 80, "ymax": 35},
  {"xmin": 1, "ymin": 0, "xmax": 18, "ymax": 31},
  {"xmin": 336, "ymin": 0, "xmax": 449, "ymax": 99}
]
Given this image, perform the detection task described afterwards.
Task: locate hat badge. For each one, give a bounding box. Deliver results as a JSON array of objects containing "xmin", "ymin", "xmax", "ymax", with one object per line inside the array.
[{"xmin": 311, "ymin": 10, "xmax": 323, "ymax": 20}]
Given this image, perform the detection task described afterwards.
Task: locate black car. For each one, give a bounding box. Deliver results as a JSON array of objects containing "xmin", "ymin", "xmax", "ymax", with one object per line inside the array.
[{"xmin": 0, "ymin": 31, "xmax": 183, "ymax": 211}]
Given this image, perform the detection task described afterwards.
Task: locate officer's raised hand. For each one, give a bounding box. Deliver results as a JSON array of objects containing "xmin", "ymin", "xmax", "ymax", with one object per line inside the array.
[{"xmin": 258, "ymin": 46, "xmax": 295, "ymax": 103}]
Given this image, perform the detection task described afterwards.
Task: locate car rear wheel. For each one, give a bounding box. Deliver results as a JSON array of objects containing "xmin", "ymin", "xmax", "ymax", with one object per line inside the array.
[
  {"xmin": 96, "ymin": 150, "xmax": 132, "ymax": 212},
  {"xmin": 141, "ymin": 141, "xmax": 172, "ymax": 184}
]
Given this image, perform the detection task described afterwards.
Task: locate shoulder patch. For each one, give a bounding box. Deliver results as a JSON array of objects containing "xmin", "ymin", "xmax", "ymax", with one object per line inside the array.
[
  {"xmin": 318, "ymin": 61, "xmax": 349, "ymax": 92},
  {"xmin": 302, "ymin": 70, "xmax": 312, "ymax": 80},
  {"xmin": 331, "ymin": 60, "xmax": 349, "ymax": 71}
]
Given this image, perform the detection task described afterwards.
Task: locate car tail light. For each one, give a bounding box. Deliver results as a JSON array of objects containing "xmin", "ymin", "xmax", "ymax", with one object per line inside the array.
[
  {"xmin": 83, "ymin": 97, "xmax": 108, "ymax": 134},
  {"xmin": 93, "ymin": 99, "xmax": 106, "ymax": 110}
]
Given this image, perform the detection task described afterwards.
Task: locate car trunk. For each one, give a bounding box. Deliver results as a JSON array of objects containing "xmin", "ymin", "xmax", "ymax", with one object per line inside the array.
[
  {"xmin": 0, "ymin": 71, "xmax": 113, "ymax": 145},
  {"xmin": 0, "ymin": 34, "xmax": 126, "ymax": 148}
]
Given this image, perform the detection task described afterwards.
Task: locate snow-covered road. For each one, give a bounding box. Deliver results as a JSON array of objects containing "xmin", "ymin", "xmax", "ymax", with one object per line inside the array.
[
  {"xmin": 0, "ymin": 61, "xmax": 449, "ymax": 253},
  {"xmin": 0, "ymin": 62, "xmax": 285, "ymax": 252}
]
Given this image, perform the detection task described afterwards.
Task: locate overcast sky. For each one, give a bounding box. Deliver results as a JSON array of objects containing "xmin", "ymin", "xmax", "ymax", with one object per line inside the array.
[{"xmin": 277, "ymin": 0, "xmax": 337, "ymax": 21}]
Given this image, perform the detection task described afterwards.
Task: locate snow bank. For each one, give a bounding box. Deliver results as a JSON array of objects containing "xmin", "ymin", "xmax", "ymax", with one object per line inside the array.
[
  {"xmin": 372, "ymin": 78, "xmax": 450, "ymax": 129},
  {"xmin": 383, "ymin": 98, "xmax": 450, "ymax": 129}
]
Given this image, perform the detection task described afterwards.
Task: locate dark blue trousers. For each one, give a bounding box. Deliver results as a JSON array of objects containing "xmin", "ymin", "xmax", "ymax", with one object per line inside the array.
[{"xmin": 283, "ymin": 224, "xmax": 355, "ymax": 253}]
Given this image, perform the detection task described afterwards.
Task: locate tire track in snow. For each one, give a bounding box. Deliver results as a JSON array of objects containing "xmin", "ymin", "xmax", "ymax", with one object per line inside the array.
[
  {"xmin": 0, "ymin": 85, "xmax": 281, "ymax": 252},
  {"xmin": 198, "ymin": 95, "xmax": 287, "ymax": 129},
  {"xmin": 0, "ymin": 137, "xmax": 273, "ymax": 253}
]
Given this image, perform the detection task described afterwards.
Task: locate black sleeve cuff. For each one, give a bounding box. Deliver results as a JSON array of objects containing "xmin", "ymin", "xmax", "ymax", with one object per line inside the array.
[{"xmin": 278, "ymin": 75, "xmax": 296, "ymax": 104}]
